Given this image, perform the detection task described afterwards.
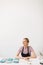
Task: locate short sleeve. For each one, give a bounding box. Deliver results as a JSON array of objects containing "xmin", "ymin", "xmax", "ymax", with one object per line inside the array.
[
  {"xmin": 17, "ymin": 46, "xmax": 23, "ymax": 54},
  {"xmin": 29, "ymin": 46, "xmax": 34, "ymax": 52}
]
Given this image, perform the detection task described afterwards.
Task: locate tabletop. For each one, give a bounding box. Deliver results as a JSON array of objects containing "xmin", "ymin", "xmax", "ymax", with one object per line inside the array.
[{"xmin": 0, "ymin": 57, "xmax": 42, "ymax": 65}]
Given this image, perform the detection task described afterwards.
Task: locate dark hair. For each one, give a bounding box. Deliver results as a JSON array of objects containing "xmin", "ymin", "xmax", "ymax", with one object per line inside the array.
[{"xmin": 24, "ymin": 38, "xmax": 29, "ymax": 43}]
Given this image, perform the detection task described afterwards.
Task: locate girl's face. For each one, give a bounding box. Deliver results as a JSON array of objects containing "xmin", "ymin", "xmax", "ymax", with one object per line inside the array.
[{"xmin": 23, "ymin": 39, "xmax": 28, "ymax": 47}]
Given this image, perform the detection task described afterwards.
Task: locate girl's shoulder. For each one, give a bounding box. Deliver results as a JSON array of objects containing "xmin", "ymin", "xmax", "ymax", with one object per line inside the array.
[
  {"xmin": 28, "ymin": 46, "xmax": 33, "ymax": 50},
  {"xmin": 19, "ymin": 46, "xmax": 23, "ymax": 50},
  {"xmin": 28, "ymin": 46, "xmax": 34, "ymax": 51}
]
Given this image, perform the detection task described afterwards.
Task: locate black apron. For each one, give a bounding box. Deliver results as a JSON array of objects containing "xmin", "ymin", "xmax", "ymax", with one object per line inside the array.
[{"xmin": 21, "ymin": 46, "xmax": 31, "ymax": 57}]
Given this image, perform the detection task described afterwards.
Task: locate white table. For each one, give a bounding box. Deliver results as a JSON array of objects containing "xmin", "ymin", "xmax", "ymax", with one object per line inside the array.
[{"xmin": 0, "ymin": 57, "xmax": 41, "ymax": 65}]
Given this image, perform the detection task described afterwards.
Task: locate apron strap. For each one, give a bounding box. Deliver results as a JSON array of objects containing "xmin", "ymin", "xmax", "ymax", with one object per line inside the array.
[
  {"xmin": 27, "ymin": 46, "xmax": 29, "ymax": 53},
  {"xmin": 22, "ymin": 47, "xmax": 24, "ymax": 53}
]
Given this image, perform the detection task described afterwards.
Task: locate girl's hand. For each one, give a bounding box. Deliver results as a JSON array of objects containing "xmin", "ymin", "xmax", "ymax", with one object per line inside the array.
[{"xmin": 23, "ymin": 57, "xmax": 29, "ymax": 60}]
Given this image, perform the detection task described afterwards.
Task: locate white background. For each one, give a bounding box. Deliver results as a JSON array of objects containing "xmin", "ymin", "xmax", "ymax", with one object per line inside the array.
[{"xmin": 0, "ymin": 0, "xmax": 43, "ymax": 57}]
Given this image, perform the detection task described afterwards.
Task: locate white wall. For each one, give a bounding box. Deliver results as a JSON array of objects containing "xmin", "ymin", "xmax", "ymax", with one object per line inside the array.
[{"xmin": 0, "ymin": 0, "xmax": 43, "ymax": 57}]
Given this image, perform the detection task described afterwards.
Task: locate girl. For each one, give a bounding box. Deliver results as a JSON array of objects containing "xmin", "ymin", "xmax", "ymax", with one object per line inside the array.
[{"xmin": 16, "ymin": 38, "xmax": 36, "ymax": 60}]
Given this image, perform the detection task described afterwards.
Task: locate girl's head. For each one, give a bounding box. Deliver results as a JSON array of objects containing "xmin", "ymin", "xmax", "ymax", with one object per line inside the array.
[{"xmin": 23, "ymin": 38, "xmax": 29, "ymax": 47}]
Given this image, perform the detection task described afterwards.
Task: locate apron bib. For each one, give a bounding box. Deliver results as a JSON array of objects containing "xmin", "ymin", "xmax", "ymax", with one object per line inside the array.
[{"xmin": 21, "ymin": 46, "xmax": 30, "ymax": 57}]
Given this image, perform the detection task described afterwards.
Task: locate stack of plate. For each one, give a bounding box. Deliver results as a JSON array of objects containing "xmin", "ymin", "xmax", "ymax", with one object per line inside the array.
[
  {"xmin": 13, "ymin": 58, "xmax": 19, "ymax": 63},
  {"xmin": 0, "ymin": 59, "xmax": 6, "ymax": 63},
  {"xmin": 6, "ymin": 58, "xmax": 13, "ymax": 63}
]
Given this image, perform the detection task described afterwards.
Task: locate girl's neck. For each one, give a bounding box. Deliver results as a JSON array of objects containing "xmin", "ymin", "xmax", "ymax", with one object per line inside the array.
[{"xmin": 24, "ymin": 46, "xmax": 28, "ymax": 48}]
